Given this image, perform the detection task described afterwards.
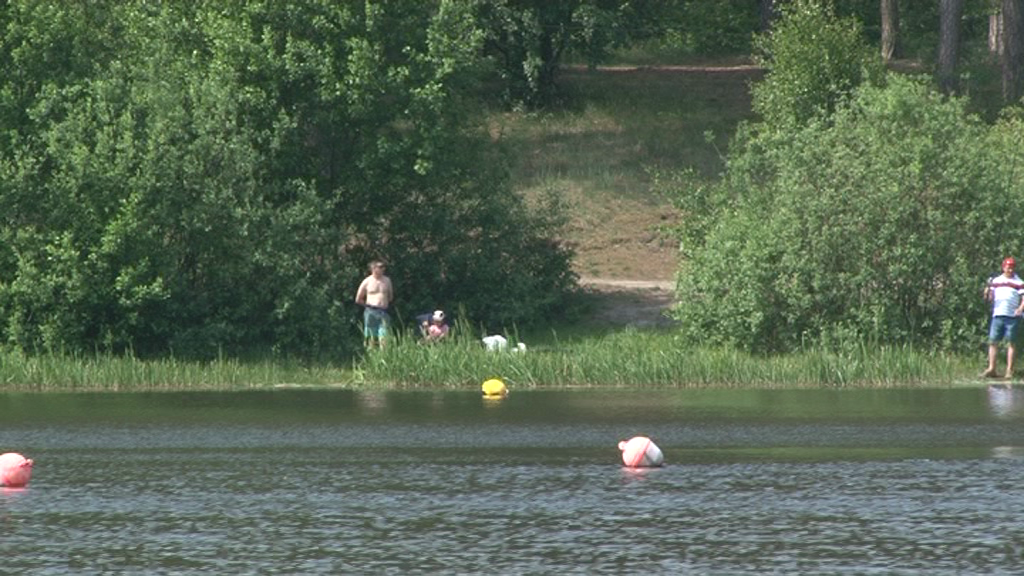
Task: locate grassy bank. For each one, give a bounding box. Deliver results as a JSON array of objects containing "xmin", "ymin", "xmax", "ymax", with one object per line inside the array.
[
  {"xmin": 356, "ymin": 329, "xmax": 981, "ymax": 390},
  {"xmin": 0, "ymin": 329, "xmax": 985, "ymax": 392},
  {"xmin": 0, "ymin": 349, "xmax": 354, "ymax": 392}
]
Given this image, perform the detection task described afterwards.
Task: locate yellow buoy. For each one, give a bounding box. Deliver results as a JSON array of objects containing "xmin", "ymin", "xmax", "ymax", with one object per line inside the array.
[{"xmin": 481, "ymin": 378, "xmax": 508, "ymax": 398}]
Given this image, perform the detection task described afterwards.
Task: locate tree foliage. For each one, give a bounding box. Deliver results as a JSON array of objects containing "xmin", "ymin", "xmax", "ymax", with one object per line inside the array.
[
  {"xmin": 663, "ymin": 1, "xmax": 1024, "ymax": 353},
  {"xmin": 668, "ymin": 75, "xmax": 1024, "ymax": 352},
  {"xmin": 0, "ymin": 1, "xmax": 575, "ymax": 358},
  {"xmin": 752, "ymin": 0, "xmax": 885, "ymax": 129}
]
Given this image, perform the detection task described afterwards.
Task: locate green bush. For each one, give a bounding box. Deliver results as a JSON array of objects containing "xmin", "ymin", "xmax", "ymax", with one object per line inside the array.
[
  {"xmin": 752, "ymin": 0, "xmax": 885, "ymax": 130},
  {"xmin": 0, "ymin": 1, "xmax": 575, "ymax": 359},
  {"xmin": 670, "ymin": 75, "xmax": 1024, "ymax": 352}
]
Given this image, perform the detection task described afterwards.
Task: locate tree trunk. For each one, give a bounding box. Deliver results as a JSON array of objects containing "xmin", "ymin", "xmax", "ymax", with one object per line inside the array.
[
  {"xmin": 991, "ymin": 4, "xmax": 1005, "ymax": 57},
  {"xmin": 938, "ymin": 0, "xmax": 964, "ymax": 94},
  {"xmin": 1004, "ymin": 0, "xmax": 1024, "ymax": 103},
  {"xmin": 881, "ymin": 0, "xmax": 901, "ymax": 61},
  {"xmin": 760, "ymin": 0, "xmax": 777, "ymax": 32}
]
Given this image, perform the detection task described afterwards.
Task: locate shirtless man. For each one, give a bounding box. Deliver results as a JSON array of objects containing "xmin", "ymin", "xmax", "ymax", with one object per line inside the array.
[{"xmin": 355, "ymin": 260, "xmax": 393, "ymax": 348}]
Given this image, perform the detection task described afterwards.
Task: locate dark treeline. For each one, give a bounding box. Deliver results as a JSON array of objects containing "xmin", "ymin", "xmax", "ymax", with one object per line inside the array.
[{"xmin": 495, "ymin": 1, "xmax": 1020, "ymax": 112}]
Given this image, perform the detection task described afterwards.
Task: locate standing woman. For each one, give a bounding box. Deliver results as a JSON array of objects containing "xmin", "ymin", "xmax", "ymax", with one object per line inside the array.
[{"xmin": 355, "ymin": 260, "xmax": 393, "ymax": 348}]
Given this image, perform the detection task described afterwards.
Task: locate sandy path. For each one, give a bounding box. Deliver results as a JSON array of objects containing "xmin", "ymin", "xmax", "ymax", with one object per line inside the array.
[
  {"xmin": 578, "ymin": 277, "xmax": 677, "ymax": 327},
  {"xmin": 579, "ymin": 278, "xmax": 674, "ymax": 291}
]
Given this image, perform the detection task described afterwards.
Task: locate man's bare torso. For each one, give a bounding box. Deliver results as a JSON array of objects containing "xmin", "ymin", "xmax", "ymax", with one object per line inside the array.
[{"xmin": 358, "ymin": 275, "xmax": 392, "ymax": 308}]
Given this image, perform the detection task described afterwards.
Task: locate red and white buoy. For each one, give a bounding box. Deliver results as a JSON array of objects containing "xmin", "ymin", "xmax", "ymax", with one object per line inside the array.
[
  {"xmin": 0, "ymin": 452, "xmax": 34, "ymax": 488},
  {"xmin": 618, "ymin": 436, "xmax": 664, "ymax": 468}
]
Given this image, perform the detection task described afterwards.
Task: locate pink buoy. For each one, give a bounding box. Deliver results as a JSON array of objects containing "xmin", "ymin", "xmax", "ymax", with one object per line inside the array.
[
  {"xmin": 0, "ymin": 452, "xmax": 34, "ymax": 488},
  {"xmin": 618, "ymin": 436, "xmax": 664, "ymax": 468}
]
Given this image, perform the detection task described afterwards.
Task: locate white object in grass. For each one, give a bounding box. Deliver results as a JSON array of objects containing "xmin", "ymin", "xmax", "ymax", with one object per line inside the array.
[{"xmin": 482, "ymin": 335, "xmax": 507, "ymax": 351}]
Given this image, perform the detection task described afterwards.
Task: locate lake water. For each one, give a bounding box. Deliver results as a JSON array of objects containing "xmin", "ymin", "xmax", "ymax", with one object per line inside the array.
[{"xmin": 3, "ymin": 386, "xmax": 1024, "ymax": 574}]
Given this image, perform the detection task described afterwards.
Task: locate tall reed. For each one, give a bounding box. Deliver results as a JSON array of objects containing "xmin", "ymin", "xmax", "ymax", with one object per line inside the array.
[
  {"xmin": 0, "ymin": 348, "xmax": 352, "ymax": 392},
  {"xmin": 356, "ymin": 327, "xmax": 979, "ymax": 389},
  {"xmin": 0, "ymin": 330, "xmax": 982, "ymax": 392}
]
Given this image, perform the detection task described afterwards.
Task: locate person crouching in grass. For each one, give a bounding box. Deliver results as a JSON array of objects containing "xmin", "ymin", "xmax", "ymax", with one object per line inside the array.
[{"xmin": 424, "ymin": 310, "xmax": 449, "ymax": 342}]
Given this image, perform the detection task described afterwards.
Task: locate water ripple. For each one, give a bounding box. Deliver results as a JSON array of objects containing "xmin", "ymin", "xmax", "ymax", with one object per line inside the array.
[{"xmin": 4, "ymin": 388, "xmax": 1024, "ymax": 574}]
